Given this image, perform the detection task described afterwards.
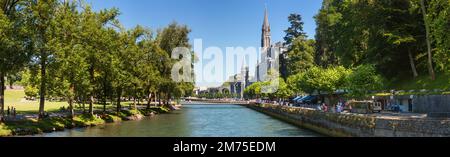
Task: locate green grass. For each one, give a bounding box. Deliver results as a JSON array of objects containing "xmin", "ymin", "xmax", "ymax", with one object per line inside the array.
[
  {"xmin": 102, "ymin": 114, "xmax": 122, "ymax": 123},
  {"xmin": 2, "ymin": 117, "xmax": 73, "ymax": 135},
  {"xmin": 388, "ymin": 72, "xmax": 450, "ymax": 91},
  {"xmin": 0, "ymin": 124, "xmax": 12, "ymax": 136},
  {"xmin": 4, "ymin": 89, "xmax": 138, "ymax": 114},
  {"xmin": 72, "ymin": 114, "xmax": 105, "ymax": 127},
  {"xmin": 4, "ymin": 90, "xmax": 68, "ymax": 114}
]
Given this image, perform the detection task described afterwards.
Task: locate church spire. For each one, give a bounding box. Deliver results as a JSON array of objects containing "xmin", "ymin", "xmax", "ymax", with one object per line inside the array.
[
  {"xmin": 261, "ymin": 6, "xmax": 271, "ymax": 48},
  {"xmin": 263, "ymin": 5, "xmax": 270, "ymax": 30}
]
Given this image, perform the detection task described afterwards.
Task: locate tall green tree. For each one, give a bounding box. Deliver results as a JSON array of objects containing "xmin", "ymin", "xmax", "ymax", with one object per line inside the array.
[
  {"xmin": 427, "ymin": 0, "xmax": 450, "ymax": 72},
  {"xmin": 314, "ymin": 0, "xmax": 447, "ymax": 83},
  {"xmin": 50, "ymin": 0, "xmax": 90, "ymax": 118},
  {"xmin": 25, "ymin": 0, "xmax": 60, "ymax": 118},
  {"xmin": 78, "ymin": 4, "xmax": 120, "ymax": 115},
  {"xmin": 284, "ymin": 13, "xmax": 307, "ymax": 46},
  {"xmin": 156, "ymin": 22, "xmax": 194, "ymax": 105},
  {"xmin": 0, "ymin": 0, "xmax": 30, "ymax": 121},
  {"xmin": 285, "ymin": 39, "xmax": 315, "ymax": 76}
]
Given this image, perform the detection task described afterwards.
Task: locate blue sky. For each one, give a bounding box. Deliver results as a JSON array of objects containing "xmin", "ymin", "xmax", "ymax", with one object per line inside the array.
[{"xmin": 86, "ymin": 0, "xmax": 323, "ymax": 87}]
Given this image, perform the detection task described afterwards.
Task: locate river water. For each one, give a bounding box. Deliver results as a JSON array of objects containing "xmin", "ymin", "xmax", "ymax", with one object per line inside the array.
[{"xmin": 40, "ymin": 104, "xmax": 321, "ymax": 137}]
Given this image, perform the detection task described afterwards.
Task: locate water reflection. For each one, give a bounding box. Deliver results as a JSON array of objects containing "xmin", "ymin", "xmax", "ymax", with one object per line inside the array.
[{"xmin": 40, "ymin": 104, "xmax": 321, "ymax": 137}]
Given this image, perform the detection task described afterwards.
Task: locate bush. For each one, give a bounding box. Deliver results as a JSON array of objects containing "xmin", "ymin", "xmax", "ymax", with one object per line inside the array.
[
  {"xmin": 24, "ymin": 85, "xmax": 39, "ymax": 99},
  {"xmin": 103, "ymin": 114, "xmax": 122, "ymax": 123},
  {"xmin": 0, "ymin": 124, "xmax": 12, "ymax": 137},
  {"xmin": 296, "ymin": 66, "xmax": 351, "ymax": 94},
  {"xmin": 73, "ymin": 114, "xmax": 105, "ymax": 127},
  {"xmin": 346, "ymin": 64, "xmax": 384, "ymax": 98}
]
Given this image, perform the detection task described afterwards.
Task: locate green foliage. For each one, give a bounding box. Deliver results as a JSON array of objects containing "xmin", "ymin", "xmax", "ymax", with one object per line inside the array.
[
  {"xmin": 0, "ymin": 1, "xmax": 195, "ymax": 117},
  {"xmin": 0, "ymin": 123, "xmax": 12, "ymax": 136},
  {"xmin": 346, "ymin": 64, "xmax": 384, "ymax": 98},
  {"xmin": 284, "ymin": 13, "xmax": 307, "ymax": 46},
  {"xmin": 73, "ymin": 114, "xmax": 105, "ymax": 127},
  {"xmin": 119, "ymin": 109, "xmax": 142, "ymax": 117},
  {"xmin": 103, "ymin": 114, "xmax": 122, "ymax": 123},
  {"xmin": 286, "ymin": 39, "xmax": 316, "ymax": 76},
  {"xmin": 244, "ymin": 78, "xmax": 292, "ymax": 99},
  {"xmin": 314, "ymin": 0, "xmax": 450, "ymax": 81},
  {"xmin": 275, "ymin": 78, "xmax": 293, "ymax": 99},
  {"xmin": 427, "ymin": 0, "xmax": 450, "ymax": 72},
  {"xmin": 296, "ymin": 66, "xmax": 350, "ymax": 94},
  {"xmin": 244, "ymin": 82, "xmax": 262, "ymax": 98},
  {"xmin": 24, "ymin": 85, "xmax": 38, "ymax": 98}
]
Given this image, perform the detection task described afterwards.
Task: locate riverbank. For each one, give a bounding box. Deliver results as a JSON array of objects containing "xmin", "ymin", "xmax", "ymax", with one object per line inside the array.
[
  {"xmin": 245, "ymin": 103, "xmax": 450, "ymax": 137},
  {"xmin": 0, "ymin": 106, "xmax": 175, "ymax": 137}
]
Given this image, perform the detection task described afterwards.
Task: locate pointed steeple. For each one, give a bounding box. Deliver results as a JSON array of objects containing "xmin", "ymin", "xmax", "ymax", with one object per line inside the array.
[
  {"xmin": 261, "ymin": 5, "xmax": 271, "ymax": 48},
  {"xmin": 263, "ymin": 5, "xmax": 270, "ymax": 30}
]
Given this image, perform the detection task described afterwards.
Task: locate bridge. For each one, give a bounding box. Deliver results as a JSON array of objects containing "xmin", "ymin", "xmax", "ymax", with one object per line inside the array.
[{"xmin": 182, "ymin": 98, "xmax": 251, "ymax": 105}]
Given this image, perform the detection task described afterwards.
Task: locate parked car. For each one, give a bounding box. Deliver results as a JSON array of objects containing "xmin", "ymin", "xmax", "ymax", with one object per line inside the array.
[{"xmin": 303, "ymin": 96, "xmax": 318, "ymax": 105}]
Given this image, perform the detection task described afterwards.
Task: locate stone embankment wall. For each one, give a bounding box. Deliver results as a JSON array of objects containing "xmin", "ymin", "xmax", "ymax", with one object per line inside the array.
[
  {"xmin": 413, "ymin": 95, "xmax": 450, "ymax": 114},
  {"xmin": 246, "ymin": 104, "xmax": 450, "ymax": 137}
]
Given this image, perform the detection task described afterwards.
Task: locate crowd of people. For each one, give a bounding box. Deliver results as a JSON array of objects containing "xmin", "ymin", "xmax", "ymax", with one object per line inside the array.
[{"xmin": 317, "ymin": 100, "xmax": 350, "ymax": 113}]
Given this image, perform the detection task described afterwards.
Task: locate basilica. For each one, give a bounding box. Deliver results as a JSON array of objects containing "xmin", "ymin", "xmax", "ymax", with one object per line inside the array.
[{"xmin": 199, "ymin": 7, "xmax": 287, "ymax": 99}]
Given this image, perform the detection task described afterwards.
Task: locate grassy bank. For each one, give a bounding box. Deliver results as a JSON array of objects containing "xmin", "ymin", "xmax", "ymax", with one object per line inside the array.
[
  {"xmin": 388, "ymin": 72, "xmax": 450, "ymax": 90},
  {"xmin": 0, "ymin": 106, "xmax": 173, "ymax": 137}
]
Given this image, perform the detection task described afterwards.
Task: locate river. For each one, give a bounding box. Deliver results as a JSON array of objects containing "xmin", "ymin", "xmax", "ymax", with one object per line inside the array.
[{"xmin": 39, "ymin": 104, "xmax": 321, "ymax": 137}]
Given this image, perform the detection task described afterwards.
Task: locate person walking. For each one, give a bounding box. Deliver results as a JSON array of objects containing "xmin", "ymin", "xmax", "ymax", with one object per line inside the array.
[
  {"xmin": 12, "ymin": 107, "xmax": 16, "ymax": 118},
  {"xmin": 7, "ymin": 106, "xmax": 10, "ymax": 116}
]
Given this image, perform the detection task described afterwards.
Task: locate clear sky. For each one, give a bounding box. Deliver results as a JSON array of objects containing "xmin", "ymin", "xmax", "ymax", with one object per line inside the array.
[{"xmin": 85, "ymin": 0, "xmax": 323, "ymax": 88}]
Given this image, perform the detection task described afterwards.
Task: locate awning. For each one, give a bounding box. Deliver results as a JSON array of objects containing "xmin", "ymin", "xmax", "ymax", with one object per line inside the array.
[{"xmin": 293, "ymin": 96, "xmax": 302, "ymax": 101}]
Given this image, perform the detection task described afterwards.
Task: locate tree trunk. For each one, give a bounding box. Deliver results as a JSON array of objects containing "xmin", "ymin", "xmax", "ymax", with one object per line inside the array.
[
  {"xmin": 88, "ymin": 66, "xmax": 94, "ymax": 115},
  {"xmin": 147, "ymin": 92, "xmax": 152, "ymax": 109},
  {"xmin": 0, "ymin": 73, "xmax": 5, "ymax": 122},
  {"xmin": 158, "ymin": 92, "xmax": 162, "ymax": 106},
  {"xmin": 68, "ymin": 84, "xmax": 75, "ymax": 119},
  {"xmin": 82, "ymin": 97, "xmax": 86, "ymax": 113},
  {"xmin": 39, "ymin": 52, "xmax": 47, "ymax": 119},
  {"xmin": 133, "ymin": 97, "xmax": 137, "ymax": 110},
  {"xmin": 408, "ymin": 50, "xmax": 419, "ymax": 78},
  {"xmin": 420, "ymin": 0, "xmax": 436, "ymax": 80},
  {"xmin": 166, "ymin": 93, "xmax": 171, "ymax": 106},
  {"xmin": 116, "ymin": 88, "xmax": 122, "ymax": 114},
  {"xmin": 103, "ymin": 77, "xmax": 107, "ymax": 113},
  {"xmin": 89, "ymin": 95, "xmax": 94, "ymax": 115}
]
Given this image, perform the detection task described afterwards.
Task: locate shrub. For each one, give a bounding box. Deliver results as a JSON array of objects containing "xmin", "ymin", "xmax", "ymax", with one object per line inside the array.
[{"xmin": 346, "ymin": 64, "xmax": 384, "ymax": 98}]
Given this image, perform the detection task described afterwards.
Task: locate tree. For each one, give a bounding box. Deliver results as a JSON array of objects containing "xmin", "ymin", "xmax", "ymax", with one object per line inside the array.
[
  {"xmin": 297, "ymin": 66, "xmax": 350, "ymax": 95},
  {"xmin": 25, "ymin": 0, "xmax": 60, "ymax": 119},
  {"xmin": 284, "ymin": 13, "xmax": 307, "ymax": 46},
  {"xmin": 427, "ymin": 0, "xmax": 450, "ymax": 72},
  {"xmin": 156, "ymin": 22, "xmax": 194, "ymax": 106},
  {"xmin": 285, "ymin": 38, "xmax": 315, "ymax": 76},
  {"xmin": 78, "ymin": 4, "xmax": 120, "ymax": 115},
  {"xmin": 274, "ymin": 78, "xmax": 293, "ymax": 100},
  {"xmin": 0, "ymin": 0, "xmax": 30, "ymax": 121},
  {"xmin": 346, "ymin": 64, "xmax": 384, "ymax": 99},
  {"xmin": 244, "ymin": 82, "xmax": 262, "ymax": 99},
  {"xmin": 314, "ymin": 0, "xmax": 341, "ymax": 67},
  {"xmin": 50, "ymin": 0, "xmax": 90, "ymax": 118},
  {"xmin": 420, "ymin": 0, "xmax": 436, "ymax": 80},
  {"xmin": 313, "ymin": 0, "xmax": 448, "ymax": 83}
]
